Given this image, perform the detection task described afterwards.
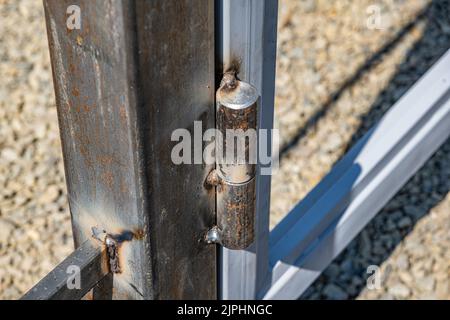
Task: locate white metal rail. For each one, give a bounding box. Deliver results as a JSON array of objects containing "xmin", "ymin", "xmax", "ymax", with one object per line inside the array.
[{"xmin": 264, "ymin": 49, "xmax": 450, "ymax": 299}]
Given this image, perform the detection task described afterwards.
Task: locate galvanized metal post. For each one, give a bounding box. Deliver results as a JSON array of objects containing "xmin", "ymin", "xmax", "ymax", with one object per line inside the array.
[
  {"xmin": 44, "ymin": 0, "xmax": 216, "ymax": 299},
  {"xmin": 216, "ymin": 0, "xmax": 278, "ymax": 299}
]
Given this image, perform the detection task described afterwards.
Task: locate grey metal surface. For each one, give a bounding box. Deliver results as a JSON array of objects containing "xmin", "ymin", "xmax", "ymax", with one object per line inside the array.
[
  {"xmin": 44, "ymin": 0, "xmax": 216, "ymax": 299},
  {"xmin": 217, "ymin": 0, "xmax": 278, "ymax": 299},
  {"xmin": 263, "ymin": 49, "xmax": 450, "ymax": 299},
  {"xmin": 22, "ymin": 241, "xmax": 107, "ymax": 300}
]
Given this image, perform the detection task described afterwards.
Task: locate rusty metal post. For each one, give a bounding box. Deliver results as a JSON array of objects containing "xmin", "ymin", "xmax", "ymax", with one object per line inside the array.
[{"xmin": 43, "ymin": 0, "xmax": 216, "ymax": 299}]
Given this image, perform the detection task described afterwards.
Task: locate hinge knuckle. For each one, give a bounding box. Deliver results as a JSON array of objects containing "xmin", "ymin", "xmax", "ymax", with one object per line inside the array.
[{"xmin": 212, "ymin": 72, "xmax": 259, "ymax": 250}]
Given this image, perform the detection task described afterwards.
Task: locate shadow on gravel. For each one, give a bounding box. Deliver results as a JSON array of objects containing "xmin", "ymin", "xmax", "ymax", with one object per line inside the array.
[
  {"xmin": 279, "ymin": 2, "xmax": 432, "ymax": 159},
  {"xmin": 291, "ymin": 0, "xmax": 450, "ymax": 299}
]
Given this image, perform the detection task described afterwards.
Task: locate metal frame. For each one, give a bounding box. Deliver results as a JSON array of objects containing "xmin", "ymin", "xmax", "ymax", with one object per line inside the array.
[{"xmin": 21, "ymin": 0, "xmax": 450, "ymax": 300}]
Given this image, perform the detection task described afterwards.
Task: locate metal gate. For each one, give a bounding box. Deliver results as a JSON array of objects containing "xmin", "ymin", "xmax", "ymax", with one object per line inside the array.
[{"xmin": 22, "ymin": 0, "xmax": 450, "ymax": 300}]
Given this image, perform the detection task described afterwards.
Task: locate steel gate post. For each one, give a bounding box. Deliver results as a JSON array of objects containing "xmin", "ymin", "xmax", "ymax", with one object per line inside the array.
[
  {"xmin": 43, "ymin": 0, "xmax": 216, "ymax": 299},
  {"xmin": 216, "ymin": 0, "xmax": 278, "ymax": 299}
]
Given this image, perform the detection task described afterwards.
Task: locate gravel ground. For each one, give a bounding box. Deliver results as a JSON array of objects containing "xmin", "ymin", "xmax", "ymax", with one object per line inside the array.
[
  {"xmin": 0, "ymin": 0, "xmax": 72, "ymax": 299},
  {"xmin": 0, "ymin": 0, "xmax": 449, "ymax": 299},
  {"xmin": 273, "ymin": 0, "xmax": 450, "ymax": 300}
]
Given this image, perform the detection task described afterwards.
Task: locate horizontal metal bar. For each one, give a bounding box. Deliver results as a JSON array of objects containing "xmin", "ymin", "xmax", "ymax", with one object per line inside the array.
[
  {"xmin": 22, "ymin": 241, "xmax": 108, "ymax": 300},
  {"xmin": 263, "ymin": 49, "xmax": 450, "ymax": 299}
]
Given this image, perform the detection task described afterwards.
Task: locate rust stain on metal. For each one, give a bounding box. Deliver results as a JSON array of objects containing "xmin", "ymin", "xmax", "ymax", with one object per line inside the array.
[
  {"xmin": 219, "ymin": 71, "xmax": 239, "ymax": 93},
  {"xmin": 132, "ymin": 228, "xmax": 145, "ymax": 240},
  {"xmin": 225, "ymin": 57, "xmax": 241, "ymax": 74},
  {"xmin": 119, "ymin": 105, "xmax": 127, "ymax": 125},
  {"xmin": 205, "ymin": 169, "xmax": 224, "ymax": 193},
  {"xmin": 92, "ymin": 227, "xmax": 145, "ymax": 274},
  {"xmin": 72, "ymin": 87, "xmax": 80, "ymax": 97},
  {"xmin": 107, "ymin": 229, "xmax": 144, "ymax": 275},
  {"xmin": 215, "ymin": 180, "xmax": 256, "ymax": 249},
  {"xmin": 212, "ymin": 70, "xmax": 259, "ymax": 250},
  {"xmin": 105, "ymin": 235, "xmax": 121, "ymax": 273},
  {"xmin": 82, "ymin": 104, "xmax": 91, "ymax": 112},
  {"xmin": 217, "ymin": 105, "xmax": 255, "ymax": 130},
  {"xmin": 96, "ymin": 155, "xmax": 114, "ymax": 166},
  {"xmin": 204, "ymin": 169, "xmax": 220, "ymax": 188},
  {"xmin": 218, "ymin": 56, "xmax": 241, "ymax": 84},
  {"xmin": 100, "ymin": 171, "xmax": 114, "ymax": 189},
  {"xmin": 119, "ymin": 178, "xmax": 128, "ymax": 195}
]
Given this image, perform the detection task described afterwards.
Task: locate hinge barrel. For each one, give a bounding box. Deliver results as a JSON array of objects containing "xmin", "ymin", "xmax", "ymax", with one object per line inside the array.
[{"xmin": 214, "ymin": 72, "xmax": 259, "ymax": 249}]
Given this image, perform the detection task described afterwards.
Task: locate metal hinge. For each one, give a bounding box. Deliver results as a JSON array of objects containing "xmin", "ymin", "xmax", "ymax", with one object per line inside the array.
[{"xmin": 205, "ymin": 71, "xmax": 259, "ymax": 250}]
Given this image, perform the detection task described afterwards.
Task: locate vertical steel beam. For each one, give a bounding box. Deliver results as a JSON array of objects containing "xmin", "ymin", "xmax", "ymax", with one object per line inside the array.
[
  {"xmin": 216, "ymin": 0, "xmax": 278, "ymax": 299},
  {"xmin": 44, "ymin": 0, "xmax": 216, "ymax": 299}
]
